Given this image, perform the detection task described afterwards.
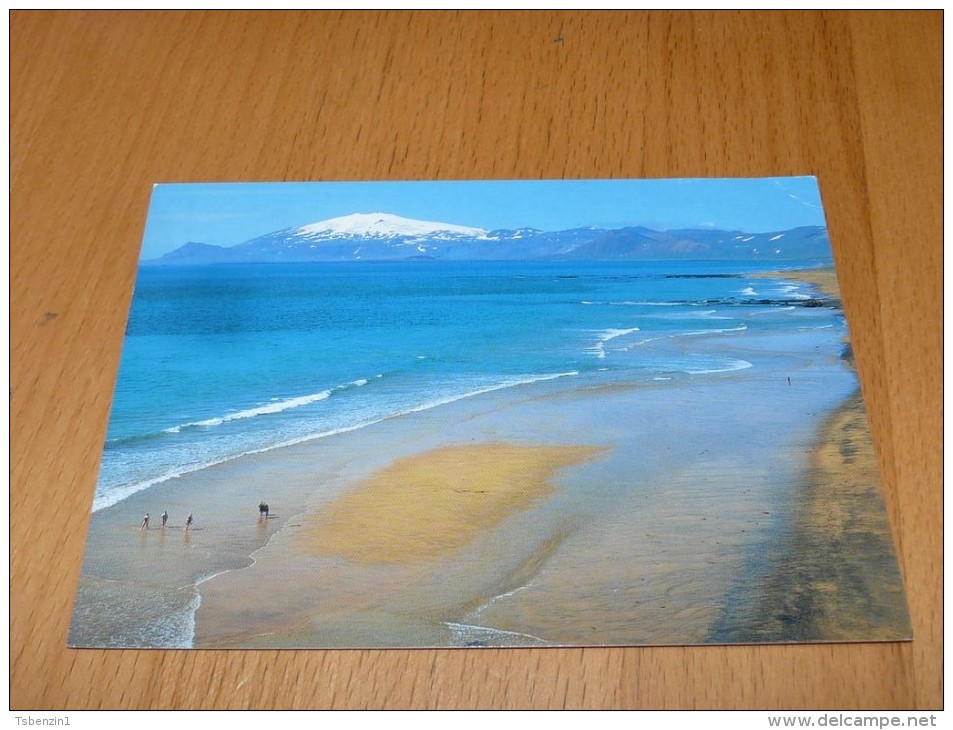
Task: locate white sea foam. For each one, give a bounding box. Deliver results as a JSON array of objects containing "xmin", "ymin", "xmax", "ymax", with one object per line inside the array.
[
  {"xmin": 581, "ymin": 300, "xmax": 685, "ymax": 307},
  {"xmin": 685, "ymin": 359, "xmax": 753, "ymax": 375},
  {"xmin": 749, "ymin": 306, "xmax": 795, "ymax": 316},
  {"xmin": 193, "ymin": 391, "xmax": 333, "ymax": 427},
  {"xmin": 175, "ymin": 589, "xmax": 201, "ymax": 649},
  {"xmin": 162, "ymin": 391, "xmax": 332, "ymax": 433},
  {"xmin": 404, "ymin": 372, "xmax": 578, "ymax": 414},
  {"xmin": 618, "ymin": 301, "xmax": 681, "ymax": 306},
  {"xmin": 771, "ymin": 284, "xmax": 813, "ymax": 300},
  {"xmin": 588, "ymin": 327, "xmax": 640, "ymax": 359},
  {"xmin": 462, "ymin": 584, "xmax": 534, "ymax": 630},
  {"xmin": 476, "ymin": 584, "xmax": 530, "ymax": 611},
  {"xmin": 647, "ymin": 309, "xmax": 732, "ymax": 321},
  {"xmin": 160, "ymin": 375, "xmax": 381, "ymax": 437},
  {"xmin": 622, "ymin": 325, "xmax": 747, "ymax": 349},
  {"xmin": 738, "ymin": 287, "xmax": 758, "ymax": 296},
  {"xmin": 444, "ymin": 621, "xmax": 550, "ymax": 647}
]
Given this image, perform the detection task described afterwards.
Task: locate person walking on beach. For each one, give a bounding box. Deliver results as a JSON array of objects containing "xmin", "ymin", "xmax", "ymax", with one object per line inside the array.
[
  {"xmin": 259, "ymin": 502, "xmax": 269, "ymax": 519},
  {"xmin": 161, "ymin": 510, "xmax": 168, "ymax": 528},
  {"xmin": 140, "ymin": 513, "xmax": 149, "ymax": 530},
  {"xmin": 185, "ymin": 513, "xmax": 193, "ymax": 531}
]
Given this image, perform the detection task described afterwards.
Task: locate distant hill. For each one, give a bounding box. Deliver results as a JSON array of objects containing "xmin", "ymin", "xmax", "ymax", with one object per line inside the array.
[
  {"xmin": 151, "ymin": 241, "xmax": 236, "ymax": 264},
  {"xmin": 144, "ymin": 212, "xmax": 832, "ymax": 265}
]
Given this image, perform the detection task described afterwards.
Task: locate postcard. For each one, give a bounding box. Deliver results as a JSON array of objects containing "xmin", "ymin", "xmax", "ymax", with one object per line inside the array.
[{"xmin": 69, "ymin": 178, "xmax": 910, "ymax": 648}]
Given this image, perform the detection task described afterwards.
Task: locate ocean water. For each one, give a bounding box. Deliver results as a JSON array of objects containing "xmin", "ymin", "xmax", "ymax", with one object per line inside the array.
[{"xmin": 93, "ymin": 259, "xmax": 838, "ymax": 513}]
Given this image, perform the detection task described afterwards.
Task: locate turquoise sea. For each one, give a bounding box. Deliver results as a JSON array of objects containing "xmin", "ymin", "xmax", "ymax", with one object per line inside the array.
[{"xmin": 95, "ymin": 259, "xmax": 840, "ymax": 513}]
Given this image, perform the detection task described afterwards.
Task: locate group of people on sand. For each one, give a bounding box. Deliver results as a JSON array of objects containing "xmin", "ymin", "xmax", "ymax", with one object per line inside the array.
[
  {"xmin": 139, "ymin": 502, "xmax": 271, "ymax": 531},
  {"xmin": 140, "ymin": 510, "xmax": 192, "ymax": 531}
]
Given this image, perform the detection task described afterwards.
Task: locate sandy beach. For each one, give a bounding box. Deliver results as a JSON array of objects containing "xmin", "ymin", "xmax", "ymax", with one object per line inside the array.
[
  {"xmin": 754, "ymin": 266, "xmax": 841, "ymax": 299},
  {"xmin": 69, "ymin": 267, "xmax": 910, "ymax": 649},
  {"xmin": 715, "ymin": 268, "xmax": 909, "ymax": 641},
  {"xmin": 713, "ymin": 391, "xmax": 910, "ymax": 641}
]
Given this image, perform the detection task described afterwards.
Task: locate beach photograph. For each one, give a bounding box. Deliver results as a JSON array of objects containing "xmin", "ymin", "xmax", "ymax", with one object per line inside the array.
[{"xmin": 68, "ymin": 177, "xmax": 910, "ymax": 649}]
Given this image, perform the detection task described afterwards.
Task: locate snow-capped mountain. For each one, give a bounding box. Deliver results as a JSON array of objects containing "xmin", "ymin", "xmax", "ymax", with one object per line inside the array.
[
  {"xmin": 292, "ymin": 212, "xmax": 488, "ymax": 241},
  {"xmin": 146, "ymin": 213, "xmax": 833, "ymax": 265}
]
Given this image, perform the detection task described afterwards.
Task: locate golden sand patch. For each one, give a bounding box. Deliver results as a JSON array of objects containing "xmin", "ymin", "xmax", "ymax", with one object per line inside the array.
[
  {"xmin": 754, "ymin": 267, "xmax": 841, "ymax": 299},
  {"xmin": 305, "ymin": 443, "xmax": 603, "ymax": 564}
]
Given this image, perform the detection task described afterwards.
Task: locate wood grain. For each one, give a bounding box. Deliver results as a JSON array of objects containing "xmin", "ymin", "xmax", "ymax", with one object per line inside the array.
[{"xmin": 10, "ymin": 10, "xmax": 941, "ymax": 709}]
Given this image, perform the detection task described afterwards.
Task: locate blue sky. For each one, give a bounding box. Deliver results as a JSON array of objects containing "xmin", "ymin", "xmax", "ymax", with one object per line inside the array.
[{"xmin": 140, "ymin": 177, "xmax": 827, "ymax": 260}]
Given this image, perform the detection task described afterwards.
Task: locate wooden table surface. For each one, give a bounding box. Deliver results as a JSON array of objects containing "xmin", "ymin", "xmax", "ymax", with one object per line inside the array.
[{"xmin": 10, "ymin": 11, "xmax": 941, "ymax": 710}]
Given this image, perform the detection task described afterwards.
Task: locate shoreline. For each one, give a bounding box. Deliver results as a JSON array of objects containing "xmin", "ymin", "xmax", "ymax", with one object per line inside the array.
[
  {"xmin": 710, "ymin": 391, "xmax": 910, "ymax": 642},
  {"xmin": 88, "ymin": 267, "xmax": 838, "ymax": 516},
  {"xmin": 711, "ymin": 266, "xmax": 908, "ymax": 642},
  {"xmin": 90, "ymin": 369, "xmax": 582, "ymax": 514},
  {"xmin": 186, "ymin": 356, "xmax": 870, "ymax": 648},
  {"xmin": 69, "ymin": 264, "xmax": 910, "ymax": 648},
  {"xmin": 753, "ymin": 265, "xmax": 841, "ymax": 299}
]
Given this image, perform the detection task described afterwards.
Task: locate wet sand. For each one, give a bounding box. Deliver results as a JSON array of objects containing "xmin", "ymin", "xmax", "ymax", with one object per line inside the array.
[
  {"xmin": 713, "ymin": 392, "xmax": 910, "ymax": 641},
  {"xmin": 188, "ymin": 356, "xmax": 895, "ymax": 648},
  {"xmin": 193, "ymin": 436, "xmax": 611, "ymax": 648},
  {"xmin": 71, "ymin": 266, "xmax": 910, "ymax": 648}
]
